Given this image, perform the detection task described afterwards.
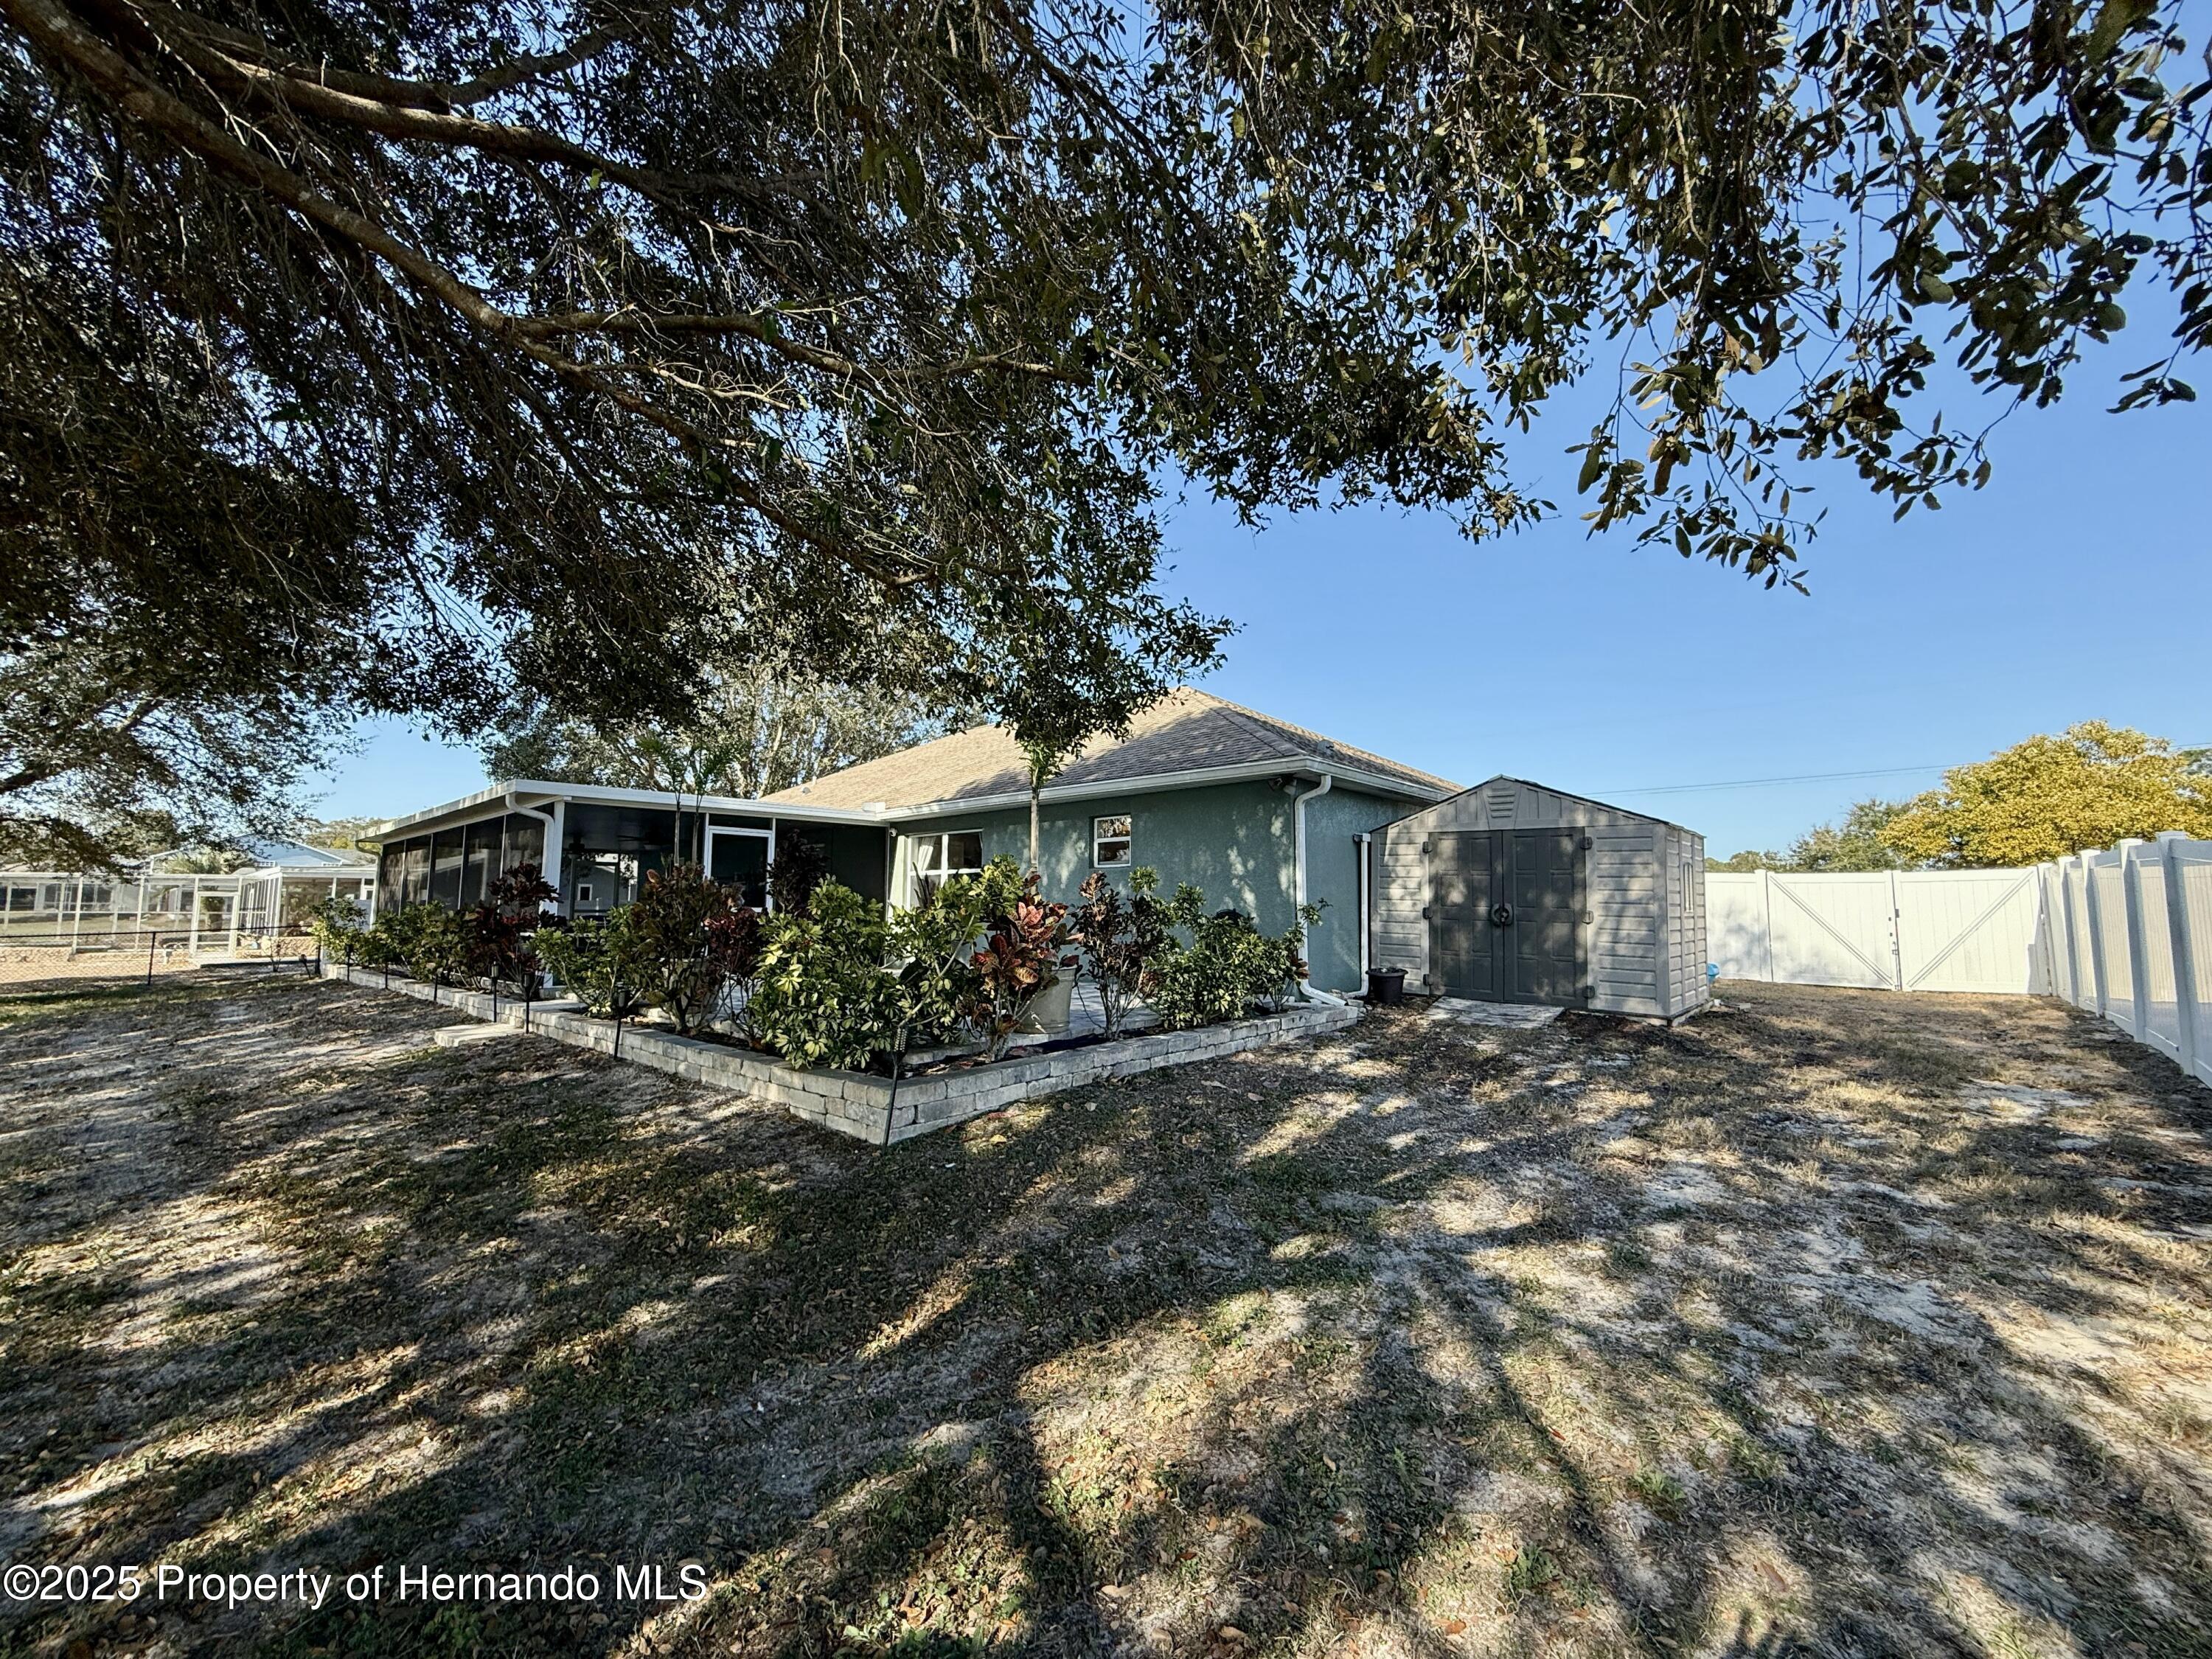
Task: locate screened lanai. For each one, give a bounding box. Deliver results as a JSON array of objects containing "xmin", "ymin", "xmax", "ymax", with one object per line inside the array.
[{"xmin": 368, "ymin": 784, "xmax": 891, "ymax": 919}]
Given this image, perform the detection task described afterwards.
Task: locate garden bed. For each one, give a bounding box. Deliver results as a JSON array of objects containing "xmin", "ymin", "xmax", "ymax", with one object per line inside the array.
[{"xmin": 317, "ymin": 959, "xmax": 1358, "ymax": 1143}]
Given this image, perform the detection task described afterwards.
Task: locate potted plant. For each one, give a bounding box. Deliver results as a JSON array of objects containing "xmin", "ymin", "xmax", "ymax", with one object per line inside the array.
[
  {"xmin": 968, "ymin": 870, "xmax": 1077, "ymax": 1057},
  {"xmin": 1014, "ymin": 965, "xmax": 1077, "ymax": 1036}
]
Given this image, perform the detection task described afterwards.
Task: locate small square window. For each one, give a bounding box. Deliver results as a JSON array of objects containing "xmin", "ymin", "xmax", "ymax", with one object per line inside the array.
[
  {"xmin": 575, "ymin": 882, "xmax": 594, "ymax": 905},
  {"xmin": 1093, "ymin": 815, "xmax": 1133, "ymax": 867}
]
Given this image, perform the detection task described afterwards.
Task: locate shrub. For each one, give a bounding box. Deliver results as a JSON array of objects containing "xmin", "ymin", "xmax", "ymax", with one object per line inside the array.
[
  {"xmin": 623, "ymin": 862, "xmax": 761, "ymax": 1034},
  {"xmin": 1141, "ymin": 885, "xmax": 1321, "ymax": 1031},
  {"xmin": 463, "ymin": 863, "xmax": 557, "ymax": 992},
  {"xmin": 374, "ymin": 902, "xmax": 468, "ymax": 985},
  {"xmin": 703, "ymin": 902, "xmax": 764, "ymax": 1001},
  {"xmin": 532, "ymin": 911, "xmax": 649, "ymax": 1018},
  {"xmin": 746, "ymin": 880, "xmax": 899, "ymax": 1069},
  {"xmin": 972, "ymin": 855, "xmax": 1027, "ymax": 919},
  {"xmin": 871, "ymin": 856, "xmax": 1050, "ymax": 1057},
  {"xmin": 768, "ymin": 835, "xmax": 832, "ymax": 915},
  {"xmin": 349, "ymin": 912, "xmax": 405, "ymax": 970},
  {"xmin": 299, "ymin": 894, "xmax": 367, "ymax": 959},
  {"xmin": 967, "ymin": 870, "xmax": 1077, "ymax": 1060},
  {"xmin": 1074, "ymin": 866, "xmax": 1171, "ymax": 1040},
  {"xmin": 884, "ymin": 874, "xmax": 992, "ymax": 1051}
]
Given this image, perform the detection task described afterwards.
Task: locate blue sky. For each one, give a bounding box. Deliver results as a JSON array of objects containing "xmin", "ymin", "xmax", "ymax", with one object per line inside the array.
[{"xmin": 310, "ymin": 341, "xmax": 2211, "ymax": 858}]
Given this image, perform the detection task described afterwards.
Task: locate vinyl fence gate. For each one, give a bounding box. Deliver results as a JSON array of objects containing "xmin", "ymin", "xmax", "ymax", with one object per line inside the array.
[
  {"xmin": 1708, "ymin": 868, "xmax": 2047, "ymax": 995},
  {"xmin": 1708, "ymin": 836, "xmax": 2212, "ymax": 1089}
]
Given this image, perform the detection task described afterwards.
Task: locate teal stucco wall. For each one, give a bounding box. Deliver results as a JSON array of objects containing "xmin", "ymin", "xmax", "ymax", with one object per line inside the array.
[
  {"xmin": 891, "ymin": 780, "xmax": 1295, "ymax": 928},
  {"xmin": 1299, "ymin": 787, "xmax": 1416, "ymax": 992},
  {"xmin": 887, "ymin": 780, "xmax": 1417, "ymax": 993}
]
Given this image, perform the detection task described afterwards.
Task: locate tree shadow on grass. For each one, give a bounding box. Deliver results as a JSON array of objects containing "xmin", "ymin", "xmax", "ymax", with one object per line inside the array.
[{"xmin": 2, "ymin": 977, "xmax": 2211, "ymax": 1657}]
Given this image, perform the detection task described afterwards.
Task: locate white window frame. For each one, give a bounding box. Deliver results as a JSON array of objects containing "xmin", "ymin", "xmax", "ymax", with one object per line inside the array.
[
  {"xmin": 706, "ymin": 824, "xmax": 777, "ymax": 910},
  {"xmin": 1093, "ymin": 814, "xmax": 1133, "ymax": 869},
  {"xmin": 910, "ymin": 830, "xmax": 985, "ymax": 903}
]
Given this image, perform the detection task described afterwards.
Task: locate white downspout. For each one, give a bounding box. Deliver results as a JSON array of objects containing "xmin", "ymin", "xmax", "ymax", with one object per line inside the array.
[
  {"xmin": 546, "ymin": 798, "xmax": 568, "ymax": 917},
  {"xmin": 1292, "ymin": 775, "xmax": 1346, "ymax": 1005}
]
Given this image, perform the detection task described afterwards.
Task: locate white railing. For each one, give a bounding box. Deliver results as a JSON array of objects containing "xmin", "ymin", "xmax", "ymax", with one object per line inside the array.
[{"xmin": 2041, "ymin": 834, "xmax": 2210, "ymax": 1087}]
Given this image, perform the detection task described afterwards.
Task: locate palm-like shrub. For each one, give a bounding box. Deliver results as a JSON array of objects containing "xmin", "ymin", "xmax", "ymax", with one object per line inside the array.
[{"xmin": 746, "ymin": 881, "xmax": 900, "ymax": 1070}]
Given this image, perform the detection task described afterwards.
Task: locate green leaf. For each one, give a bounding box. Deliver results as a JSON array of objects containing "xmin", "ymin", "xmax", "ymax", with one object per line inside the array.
[{"xmin": 2087, "ymin": 0, "xmax": 2154, "ymax": 58}]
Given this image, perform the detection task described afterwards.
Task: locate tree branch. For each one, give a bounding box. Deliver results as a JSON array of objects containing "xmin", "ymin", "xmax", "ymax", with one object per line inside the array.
[{"xmin": 1, "ymin": 0, "xmax": 928, "ymax": 587}]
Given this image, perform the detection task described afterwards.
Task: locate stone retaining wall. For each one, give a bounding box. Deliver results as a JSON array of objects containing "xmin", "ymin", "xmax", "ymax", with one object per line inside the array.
[{"xmin": 319, "ymin": 961, "xmax": 1359, "ymax": 1144}]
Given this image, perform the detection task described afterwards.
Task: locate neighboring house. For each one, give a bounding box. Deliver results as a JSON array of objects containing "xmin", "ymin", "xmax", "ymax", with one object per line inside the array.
[
  {"xmin": 230, "ymin": 838, "xmax": 382, "ymax": 875},
  {"xmin": 369, "ymin": 689, "xmax": 1455, "ymax": 994},
  {"xmin": 136, "ymin": 837, "xmax": 380, "ymax": 876},
  {"xmin": 4, "ymin": 838, "xmax": 380, "ymax": 945}
]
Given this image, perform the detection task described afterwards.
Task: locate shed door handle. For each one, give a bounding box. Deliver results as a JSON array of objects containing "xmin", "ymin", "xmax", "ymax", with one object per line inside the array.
[{"xmin": 1490, "ymin": 902, "xmax": 1514, "ymax": 928}]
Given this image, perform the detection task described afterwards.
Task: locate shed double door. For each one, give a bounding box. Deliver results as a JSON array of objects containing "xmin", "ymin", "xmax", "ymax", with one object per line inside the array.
[{"xmin": 1430, "ymin": 830, "xmax": 1586, "ymax": 1006}]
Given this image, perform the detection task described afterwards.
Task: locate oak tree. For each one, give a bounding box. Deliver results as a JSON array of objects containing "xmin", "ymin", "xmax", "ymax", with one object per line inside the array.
[
  {"xmin": 2, "ymin": 0, "xmax": 2206, "ymax": 866},
  {"xmin": 481, "ymin": 666, "xmax": 969, "ymax": 799}
]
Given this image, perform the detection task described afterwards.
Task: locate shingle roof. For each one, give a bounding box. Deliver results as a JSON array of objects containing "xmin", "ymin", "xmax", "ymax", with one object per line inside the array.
[{"xmin": 762, "ymin": 688, "xmax": 1457, "ymax": 811}]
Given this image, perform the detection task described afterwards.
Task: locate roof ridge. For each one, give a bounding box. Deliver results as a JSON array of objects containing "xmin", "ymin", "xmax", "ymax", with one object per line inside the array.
[
  {"xmin": 1180, "ymin": 686, "xmax": 1459, "ymax": 791},
  {"xmin": 764, "ymin": 684, "xmax": 1455, "ymax": 807},
  {"xmin": 1180, "ymin": 689, "xmax": 1311, "ymax": 765},
  {"xmin": 1470, "ymin": 774, "xmax": 1698, "ymax": 835}
]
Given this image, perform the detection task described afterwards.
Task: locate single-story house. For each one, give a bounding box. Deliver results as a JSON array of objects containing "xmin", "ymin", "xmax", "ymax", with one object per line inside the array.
[{"xmin": 367, "ymin": 689, "xmax": 1455, "ymax": 994}]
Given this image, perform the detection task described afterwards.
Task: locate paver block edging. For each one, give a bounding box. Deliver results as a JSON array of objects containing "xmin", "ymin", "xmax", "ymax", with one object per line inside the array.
[{"xmin": 319, "ymin": 960, "xmax": 1354, "ymax": 1144}]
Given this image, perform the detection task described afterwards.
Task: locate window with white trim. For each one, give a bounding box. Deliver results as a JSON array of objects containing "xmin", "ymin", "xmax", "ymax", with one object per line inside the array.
[
  {"xmin": 1093, "ymin": 814, "xmax": 1133, "ymax": 868},
  {"xmin": 911, "ymin": 830, "xmax": 984, "ymax": 903},
  {"xmin": 706, "ymin": 826, "xmax": 773, "ymax": 911}
]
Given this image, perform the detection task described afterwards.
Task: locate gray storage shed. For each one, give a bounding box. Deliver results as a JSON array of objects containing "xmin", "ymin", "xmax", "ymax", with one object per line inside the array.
[{"xmin": 1368, "ymin": 776, "xmax": 1708, "ymax": 1019}]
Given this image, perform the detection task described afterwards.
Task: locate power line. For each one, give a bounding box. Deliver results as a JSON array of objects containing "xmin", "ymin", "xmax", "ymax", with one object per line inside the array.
[
  {"xmin": 1594, "ymin": 764, "xmax": 1955, "ymax": 797},
  {"xmin": 1596, "ymin": 742, "xmax": 2212, "ymax": 798}
]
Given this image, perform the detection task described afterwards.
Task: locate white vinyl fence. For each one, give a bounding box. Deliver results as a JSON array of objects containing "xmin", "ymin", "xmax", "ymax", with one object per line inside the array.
[
  {"xmin": 1708, "ymin": 834, "xmax": 2212, "ymax": 1088},
  {"xmin": 2041, "ymin": 835, "xmax": 2211, "ymax": 1088},
  {"xmin": 1708, "ymin": 868, "xmax": 2048, "ymax": 995}
]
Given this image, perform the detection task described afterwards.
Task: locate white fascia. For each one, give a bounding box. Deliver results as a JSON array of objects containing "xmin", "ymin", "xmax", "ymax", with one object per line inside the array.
[
  {"xmin": 372, "ymin": 779, "xmax": 890, "ymax": 840},
  {"xmin": 880, "ymin": 759, "xmax": 1445, "ymax": 824}
]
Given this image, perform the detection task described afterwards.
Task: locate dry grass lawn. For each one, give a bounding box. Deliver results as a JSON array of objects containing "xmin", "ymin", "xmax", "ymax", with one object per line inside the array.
[{"xmin": 3, "ymin": 976, "xmax": 2211, "ymax": 1658}]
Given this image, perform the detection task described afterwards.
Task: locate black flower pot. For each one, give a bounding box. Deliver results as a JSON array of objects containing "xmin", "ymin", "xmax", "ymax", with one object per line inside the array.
[{"xmin": 1364, "ymin": 967, "xmax": 1407, "ymax": 1006}]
